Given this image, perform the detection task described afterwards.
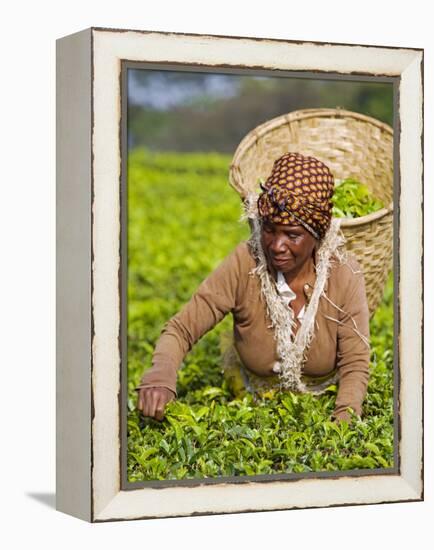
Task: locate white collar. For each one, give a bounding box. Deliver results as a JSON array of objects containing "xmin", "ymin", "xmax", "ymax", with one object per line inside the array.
[
  {"xmin": 276, "ymin": 271, "xmax": 296, "ymax": 303},
  {"xmin": 276, "ymin": 271, "xmax": 305, "ymax": 320}
]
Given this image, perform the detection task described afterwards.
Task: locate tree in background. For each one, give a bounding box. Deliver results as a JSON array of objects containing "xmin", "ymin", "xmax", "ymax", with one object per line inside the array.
[{"xmin": 128, "ymin": 71, "xmax": 393, "ymax": 153}]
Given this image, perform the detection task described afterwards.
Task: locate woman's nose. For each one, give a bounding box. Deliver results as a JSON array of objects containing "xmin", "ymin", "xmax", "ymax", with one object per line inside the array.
[{"xmin": 270, "ymin": 234, "xmax": 287, "ymax": 253}]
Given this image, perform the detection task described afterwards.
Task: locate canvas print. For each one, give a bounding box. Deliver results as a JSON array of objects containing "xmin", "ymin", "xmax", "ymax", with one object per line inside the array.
[{"xmin": 125, "ymin": 67, "xmax": 395, "ymax": 484}]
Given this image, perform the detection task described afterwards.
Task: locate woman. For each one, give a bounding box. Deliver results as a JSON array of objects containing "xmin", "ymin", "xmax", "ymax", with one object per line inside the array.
[{"xmin": 136, "ymin": 152, "xmax": 370, "ymax": 423}]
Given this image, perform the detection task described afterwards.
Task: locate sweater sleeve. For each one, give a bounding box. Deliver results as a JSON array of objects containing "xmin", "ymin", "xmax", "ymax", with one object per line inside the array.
[
  {"xmin": 333, "ymin": 259, "xmax": 370, "ymax": 420},
  {"xmin": 135, "ymin": 243, "xmax": 247, "ymax": 396}
]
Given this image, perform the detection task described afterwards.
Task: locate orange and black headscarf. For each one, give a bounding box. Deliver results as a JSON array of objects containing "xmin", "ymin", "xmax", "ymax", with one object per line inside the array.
[{"xmin": 257, "ymin": 152, "xmax": 335, "ymax": 240}]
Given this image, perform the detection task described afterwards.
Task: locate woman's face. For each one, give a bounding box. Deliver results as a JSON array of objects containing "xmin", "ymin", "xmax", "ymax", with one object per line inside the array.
[{"xmin": 261, "ymin": 220, "xmax": 317, "ymax": 275}]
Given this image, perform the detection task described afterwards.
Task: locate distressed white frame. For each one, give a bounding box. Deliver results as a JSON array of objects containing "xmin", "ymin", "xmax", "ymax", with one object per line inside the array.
[{"xmin": 56, "ymin": 27, "xmax": 423, "ymax": 522}]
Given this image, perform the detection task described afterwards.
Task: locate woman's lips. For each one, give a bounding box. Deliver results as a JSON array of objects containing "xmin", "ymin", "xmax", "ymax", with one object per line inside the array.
[{"xmin": 272, "ymin": 256, "xmax": 292, "ymax": 265}]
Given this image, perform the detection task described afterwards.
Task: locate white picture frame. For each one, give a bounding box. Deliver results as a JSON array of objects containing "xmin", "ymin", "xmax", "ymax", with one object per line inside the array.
[{"xmin": 56, "ymin": 27, "xmax": 423, "ymax": 522}]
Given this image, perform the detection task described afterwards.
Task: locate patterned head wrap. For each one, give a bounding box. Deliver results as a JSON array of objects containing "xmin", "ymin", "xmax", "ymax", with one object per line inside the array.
[{"xmin": 257, "ymin": 152, "xmax": 335, "ymax": 240}]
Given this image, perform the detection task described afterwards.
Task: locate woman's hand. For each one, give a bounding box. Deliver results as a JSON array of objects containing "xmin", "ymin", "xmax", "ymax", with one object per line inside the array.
[
  {"xmin": 137, "ymin": 387, "xmax": 175, "ymax": 420},
  {"xmin": 332, "ymin": 409, "xmax": 355, "ymax": 424}
]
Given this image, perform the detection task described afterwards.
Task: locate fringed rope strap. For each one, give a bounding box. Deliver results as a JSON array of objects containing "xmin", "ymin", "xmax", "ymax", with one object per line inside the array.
[{"xmin": 243, "ymin": 193, "xmax": 347, "ymax": 394}]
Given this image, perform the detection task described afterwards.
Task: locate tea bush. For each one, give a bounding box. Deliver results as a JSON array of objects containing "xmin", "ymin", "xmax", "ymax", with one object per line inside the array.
[
  {"xmin": 127, "ymin": 149, "xmax": 394, "ymax": 482},
  {"xmin": 332, "ymin": 178, "xmax": 385, "ymax": 218}
]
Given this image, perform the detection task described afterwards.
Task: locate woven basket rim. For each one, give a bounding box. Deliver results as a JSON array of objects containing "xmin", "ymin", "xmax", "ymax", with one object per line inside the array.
[
  {"xmin": 339, "ymin": 202, "xmax": 393, "ymax": 227},
  {"xmin": 230, "ymin": 107, "xmax": 394, "ymax": 230},
  {"xmin": 230, "ymin": 108, "xmax": 393, "ymax": 171}
]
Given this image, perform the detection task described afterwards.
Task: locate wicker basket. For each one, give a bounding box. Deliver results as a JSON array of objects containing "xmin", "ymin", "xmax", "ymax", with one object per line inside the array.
[{"xmin": 229, "ymin": 108, "xmax": 393, "ymax": 316}]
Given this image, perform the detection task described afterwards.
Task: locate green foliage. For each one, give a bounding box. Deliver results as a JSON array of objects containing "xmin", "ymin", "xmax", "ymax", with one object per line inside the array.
[
  {"xmin": 127, "ymin": 150, "xmax": 394, "ymax": 482},
  {"xmin": 332, "ymin": 178, "xmax": 385, "ymax": 219}
]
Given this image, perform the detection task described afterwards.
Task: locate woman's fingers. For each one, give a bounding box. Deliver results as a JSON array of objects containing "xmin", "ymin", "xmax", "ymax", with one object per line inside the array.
[
  {"xmin": 155, "ymin": 389, "xmax": 170, "ymax": 420},
  {"xmin": 139, "ymin": 388, "xmax": 149, "ymax": 416},
  {"xmin": 137, "ymin": 390, "xmax": 144, "ymax": 412},
  {"xmin": 149, "ymin": 390, "xmax": 161, "ymax": 420},
  {"xmin": 139, "ymin": 388, "xmax": 153, "ymax": 417},
  {"xmin": 154, "ymin": 400, "xmax": 165, "ymax": 421},
  {"xmin": 138, "ymin": 387, "xmax": 174, "ymax": 420},
  {"xmin": 154, "ymin": 389, "xmax": 173, "ymax": 420}
]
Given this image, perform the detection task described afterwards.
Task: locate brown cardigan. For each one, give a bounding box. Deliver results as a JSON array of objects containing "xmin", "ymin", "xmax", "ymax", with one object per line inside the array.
[{"xmin": 136, "ymin": 240, "xmax": 370, "ymax": 418}]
